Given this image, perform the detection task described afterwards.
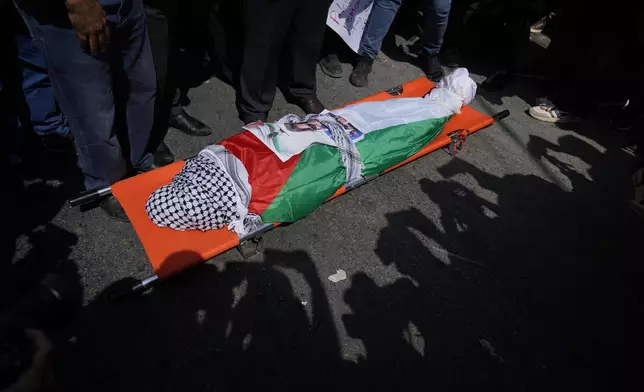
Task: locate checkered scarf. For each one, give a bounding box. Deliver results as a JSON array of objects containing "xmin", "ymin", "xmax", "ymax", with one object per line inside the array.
[{"xmin": 145, "ymin": 155, "xmax": 241, "ymax": 231}]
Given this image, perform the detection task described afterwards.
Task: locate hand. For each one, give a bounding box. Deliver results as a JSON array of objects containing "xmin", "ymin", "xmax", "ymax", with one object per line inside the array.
[{"xmin": 65, "ymin": 0, "xmax": 110, "ymax": 56}]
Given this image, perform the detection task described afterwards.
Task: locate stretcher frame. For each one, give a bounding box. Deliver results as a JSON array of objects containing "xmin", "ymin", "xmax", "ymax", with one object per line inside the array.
[{"xmin": 70, "ymin": 77, "xmax": 509, "ymax": 297}]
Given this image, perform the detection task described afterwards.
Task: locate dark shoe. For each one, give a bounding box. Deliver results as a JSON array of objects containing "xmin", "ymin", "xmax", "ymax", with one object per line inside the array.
[
  {"xmin": 410, "ymin": 42, "xmax": 460, "ymax": 68},
  {"xmin": 319, "ymin": 53, "xmax": 343, "ymax": 78},
  {"xmin": 169, "ymin": 109, "xmax": 212, "ymax": 136},
  {"xmin": 420, "ymin": 54, "xmax": 444, "ymax": 82},
  {"xmin": 292, "ymin": 96, "xmax": 326, "ymax": 115},
  {"xmin": 154, "ymin": 141, "xmax": 175, "ymax": 166},
  {"xmin": 136, "ymin": 162, "xmax": 161, "ymax": 175},
  {"xmin": 239, "ymin": 112, "xmax": 268, "ymax": 126},
  {"xmin": 350, "ymin": 56, "xmax": 373, "ymax": 87},
  {"xmin": 100, "ymin": 195, "xmax": 129, "ymax": 222}
]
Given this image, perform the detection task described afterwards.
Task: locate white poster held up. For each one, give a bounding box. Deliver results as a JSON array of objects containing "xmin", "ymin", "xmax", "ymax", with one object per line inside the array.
[{"xmin": 327, "ymin": 0, "xmax": 375, "ymax": 53}]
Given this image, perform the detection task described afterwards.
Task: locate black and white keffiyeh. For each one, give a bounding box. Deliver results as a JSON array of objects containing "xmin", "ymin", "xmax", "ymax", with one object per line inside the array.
[
  {"xmin": 318, "ymin": 114, "xmax": 363, "ymax": 184},
  {"xmin": 145, "ymin": 155, "xmax": 240, "ymax": 231}
]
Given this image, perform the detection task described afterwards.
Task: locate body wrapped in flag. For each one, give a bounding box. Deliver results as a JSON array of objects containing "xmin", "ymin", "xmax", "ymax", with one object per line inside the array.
[{"xmin": 146, "ymin": 69, "xmax": 477, "ymax": 234}]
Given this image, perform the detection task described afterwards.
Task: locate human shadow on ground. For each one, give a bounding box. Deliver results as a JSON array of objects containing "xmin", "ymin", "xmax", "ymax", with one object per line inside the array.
[
  {"xmin": 0, "ymin": 135, "xmax": 83, "ymax": 390},
  {"xmin": 57, "ymin": 130, "xmax": 644, "ymax": 391},
  {"xmin": 427, "ymin": 142, "xmax": 640, "ymax": 389},
  {"xmin": 345, "ymin": 119, "xmax": 643, "ymax": 390},
  {"xmin": 0, "ymin": 142, "xmax": 83, "ymax": 318},
  {"xmin": 58, "ymin": 250, "xmax": 345, "ymax": 392},
  {"xmin": 58, "ymin": 246, "xmax": 503, "ymax": 391},
  {"xmin": 350, "ymin": 133, "xmax": 643, "ymax": 390}
]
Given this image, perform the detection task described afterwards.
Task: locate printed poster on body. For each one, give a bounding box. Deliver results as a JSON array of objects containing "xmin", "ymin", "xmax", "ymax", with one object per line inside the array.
[{"xmin": 326, "ymin": 0, "xmax": 374, "ymax": 53}]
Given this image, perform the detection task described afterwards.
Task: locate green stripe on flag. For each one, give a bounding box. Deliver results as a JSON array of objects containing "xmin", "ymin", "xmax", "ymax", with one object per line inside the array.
[
  {"xmin": 261, "ymin": 144, "xmax": 345, "ymax": 223},
  {"xmin": 356, "ymin": 116, "xmax": 451, "ymax": 177},
  {"xmin": 260, "ymin": 116, "xmax": 450, "ymax": 223}
]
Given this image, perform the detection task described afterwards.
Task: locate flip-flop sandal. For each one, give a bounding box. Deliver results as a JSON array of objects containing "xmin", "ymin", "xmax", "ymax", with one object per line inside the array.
[{"xmin": 528, "ymin": 103, "xmax": 580, "ymax": 123}]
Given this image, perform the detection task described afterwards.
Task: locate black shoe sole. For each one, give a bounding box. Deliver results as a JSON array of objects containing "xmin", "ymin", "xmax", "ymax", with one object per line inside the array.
[{"xmin": 319, "ymin": 63, "xmax": 343, "ymax": 79}]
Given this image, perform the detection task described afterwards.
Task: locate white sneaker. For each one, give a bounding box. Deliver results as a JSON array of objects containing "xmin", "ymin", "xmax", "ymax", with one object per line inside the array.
[{"xmin": 528, "ymin": 102, "xmax": 580, "ymax": 123}]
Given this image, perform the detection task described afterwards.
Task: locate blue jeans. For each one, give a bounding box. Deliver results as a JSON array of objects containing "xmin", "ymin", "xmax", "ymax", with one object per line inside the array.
[
  {"xmin": 14, "ymin": 33, "xmax": 71, "ymax": 138},
  {"xmin": 13, "ymin": 0, "xmax": 156, "ymax": 190},
  {"xmin": 359, "ymin": 0, "xmax": 452, "ymax": 59},
  {"xmin": 422, "ymin": 0, "xmax": 451, "ymax": 56}
]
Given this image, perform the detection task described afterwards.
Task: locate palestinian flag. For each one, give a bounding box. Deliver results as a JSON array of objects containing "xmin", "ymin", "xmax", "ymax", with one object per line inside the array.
[
  {"xmin": 214, "ymin": 68, "xmax": 476, "ymax": 225},
  {"xmin": 220, "ymin": 109, "xmax": 452, "ymax": 223}
]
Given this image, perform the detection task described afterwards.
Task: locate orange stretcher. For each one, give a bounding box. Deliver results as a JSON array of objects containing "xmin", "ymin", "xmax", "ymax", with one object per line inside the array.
[{"xmin": 70, "ymin": 77, "xmax": 508, "ymax": 295}]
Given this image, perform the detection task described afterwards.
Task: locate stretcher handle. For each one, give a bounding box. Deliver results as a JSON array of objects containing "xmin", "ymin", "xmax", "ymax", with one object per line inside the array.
[
  {"xmin": 69, "ymin": 187, "xmax": 112, "ymax": 207},
  {"xmin": 492, "ymin": 110, "xmax": 510, "ymax": 121}
]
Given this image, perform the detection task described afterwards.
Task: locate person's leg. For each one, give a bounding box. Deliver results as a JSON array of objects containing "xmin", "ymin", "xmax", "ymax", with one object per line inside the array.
[
  {"xmin": 420, "ymin": 0, "xmax": 451, "ymax": 81},
  {"xmin": 6, "ymin": 3, "xmax": 71, "ymax": 139},
  {"xmin": 14, "ymin": 33, "xmax": 71, "ymax": 139},
  {"xmin": 422, "ymin": 0, "xmax": 451, "ymax": 56},
  {"xmin": 143, "ymin": 0, "xmax": 175, "ymax": 166},
  {"xmin": 145, "ymin": 0, "xmax": 172, "ymax": 130},
  {"xmin": 359, "ymin": 0, "xmax": 404, "ymax": 60},
  {"xmin": 145, "ymin": 0, "xmax": 210, "ymax": 142},
  {"xmin": 237, "ymin": 0, "xmax": 295, "ymax": 123},
  {"xmin": 13, "ymin": 3, "xmax": 126, "ymax": 191},
  {"xmin": 318, "ymin": 27, "xmax": 344, "ymax": 79},
  {"xmin": 350, "ymin": 0, "xmax": 403, "ymax": 87},
  {"xmin": 115, "ymin": 0, "xmax": 156, "ymax": 171},
  {"xmin": 281, "ymin": 0, "xmax": 330, "ymax": 112}
]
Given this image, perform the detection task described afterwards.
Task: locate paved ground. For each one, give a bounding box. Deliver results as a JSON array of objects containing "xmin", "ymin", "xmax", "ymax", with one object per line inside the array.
[{"xmin": 5, "ymin": 44, "xmax": 644, "ymax": 391}]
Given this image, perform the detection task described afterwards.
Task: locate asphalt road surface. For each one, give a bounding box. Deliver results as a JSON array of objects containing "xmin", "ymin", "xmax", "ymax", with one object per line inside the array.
[{"xmin": 5, "ymin": 49, "xmax": 644, "ymax": 391}]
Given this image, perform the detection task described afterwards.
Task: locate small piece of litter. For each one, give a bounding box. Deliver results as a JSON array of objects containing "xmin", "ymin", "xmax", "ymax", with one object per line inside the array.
[
  {"xmin": 328, "ymin": 269, "xmax": 347, "ymax": 283},
  {"xmin": 301, "ymin": 301, "xmax": 308, "ymax": 306},
  {"xmin": 479, "ymin": 339, "xmax": 504, "ymax": 363}
]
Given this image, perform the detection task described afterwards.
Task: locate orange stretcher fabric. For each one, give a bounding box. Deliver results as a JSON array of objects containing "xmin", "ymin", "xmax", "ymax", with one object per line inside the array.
[{"xmin": 112, "ymin": 77, "xmax": 493, "ymax": 278}]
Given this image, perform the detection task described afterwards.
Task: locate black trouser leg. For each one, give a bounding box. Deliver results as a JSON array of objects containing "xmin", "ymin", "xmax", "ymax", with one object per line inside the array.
[
  {"xmin": 280, "ymin": 0, "xmax": 331, "ymax": 101},
  {"xmin": 145, "ymin": 0, "xmax": 180, "ymax": 150},
  {"xmin": 237, "ymin": 0, "xmax": 296, "ymax": 123}
]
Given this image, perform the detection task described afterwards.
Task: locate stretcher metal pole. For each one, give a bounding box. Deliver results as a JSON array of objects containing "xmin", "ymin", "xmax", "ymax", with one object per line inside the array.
[
  {"xmin": 110, "ymin": 274, "xmax": 159, "ymax": 301},
  {"xmin": 69, "ymin": 187, "xmax": 113, "ymax": 207}
]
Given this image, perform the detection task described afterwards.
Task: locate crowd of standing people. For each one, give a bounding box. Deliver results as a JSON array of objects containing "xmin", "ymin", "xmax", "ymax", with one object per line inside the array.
[
  {"xmin": 0, "ymin": 0, "xmax": 454, "ymax": 222},
  {"xmin": 1, "ymin": 0, "xmax": 643, "ymax": 222}
]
